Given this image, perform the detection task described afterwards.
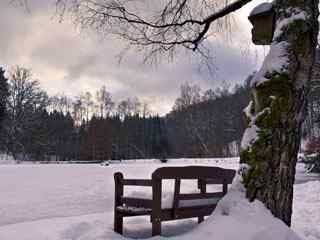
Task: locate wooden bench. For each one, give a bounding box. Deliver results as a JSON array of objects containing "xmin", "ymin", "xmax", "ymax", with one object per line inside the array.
[{"xmin": 114, "ymin": 166, "xmax": 236, "ymax": 236}]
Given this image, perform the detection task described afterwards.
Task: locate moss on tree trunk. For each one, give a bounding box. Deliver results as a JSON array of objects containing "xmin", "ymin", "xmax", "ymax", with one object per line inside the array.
[{"xmin": 240, "ymin": 0, "xmax": 319, "ymax": 226}]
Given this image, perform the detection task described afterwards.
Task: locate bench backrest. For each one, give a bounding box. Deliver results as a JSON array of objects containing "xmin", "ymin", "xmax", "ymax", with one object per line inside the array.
[
  {"xmin": 152, "ymin": 166, "xmax": 235, "ymax": 181},
  {"xmin": 114, "ymin": 165, "xmax": 236, "ymax": 228},
  {"xmin": 151, "ymin": 166, "xmax": 236, "ymax": 220}
]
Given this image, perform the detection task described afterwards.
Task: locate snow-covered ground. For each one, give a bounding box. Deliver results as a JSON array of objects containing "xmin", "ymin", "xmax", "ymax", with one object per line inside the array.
[{"xmin": 0, "ymin": 158, "xmax": 319, "ymax": 240}]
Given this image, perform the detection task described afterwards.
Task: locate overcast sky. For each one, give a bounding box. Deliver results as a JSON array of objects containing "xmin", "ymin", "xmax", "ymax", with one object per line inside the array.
[{"xmin": 0, "ymin": 0, "xmax": 267, "ymax": 115}]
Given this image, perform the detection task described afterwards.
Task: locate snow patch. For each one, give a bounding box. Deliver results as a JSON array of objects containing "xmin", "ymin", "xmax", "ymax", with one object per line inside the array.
[
  {"xmin": 270, "ymin": 95, "xmax": 276, "ymax": 100},
  {"xmin": 0, "ymin": 154, "xmax": 16, "ymax": 165},
  {"xmin": 241, "ymin": 101, "xmax": 260, "ymax": 150},
  {"xmin": 241, "ymin": 102, "xmax": 271, "ymax": 151},
  {"xmin": 125, "ymin": 182, "xmax": 175, "ymax": 209},
  {"xmin": 292, "ymin": 181, "xmax": 320, "ymax": 240},
  {"xmin": 0, "ymin": 159, "xmax": 17, "ymax": 165},
  {"xmin": 243, "ymin": 101, "xmax": 253, "ymax": 118},
  {"xmin": 273, "ymin": 9, "xmax": 308, "ymax": 40},
  {"xmin": 241, "ymin": 123, "xmax": 260, "ymax": 150},
  {"xmin": 251, "ymin": 41, "xmax": 289, "ymax": 87}
]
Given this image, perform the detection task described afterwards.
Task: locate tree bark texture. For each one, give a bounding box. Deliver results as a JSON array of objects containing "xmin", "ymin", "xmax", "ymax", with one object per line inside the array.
[{"xmin": 240, "ymin": 0, "xmax": 319, "ymax": 226}]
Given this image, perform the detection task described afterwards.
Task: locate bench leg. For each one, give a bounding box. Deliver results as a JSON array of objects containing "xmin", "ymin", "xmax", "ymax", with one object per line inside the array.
[
  {"xmin": 152, "ymin": 220, "xmax": 161, "ymax": 236},
  {"xmin": 114, "ymin": 172, "xmax": 124, "ymax": 234},
  {"xmin": 114, "ymin": 212, "xmax": 123, "ymax": 235}
]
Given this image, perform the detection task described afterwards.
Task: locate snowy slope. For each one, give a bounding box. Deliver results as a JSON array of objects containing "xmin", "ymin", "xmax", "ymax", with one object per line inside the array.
[{"xmin": 0, "ymin": 158, "xmax": 319, "ymax": 240}]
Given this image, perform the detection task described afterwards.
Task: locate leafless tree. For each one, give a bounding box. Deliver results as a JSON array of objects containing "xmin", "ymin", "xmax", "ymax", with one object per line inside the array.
[
  {"xmin": 50, "ymin": 93, "xmax": 73, "ymax": 114},
  {"xmin": 4, "ymin": 66, "xmax": 49, "ymax": 159},
  {"xmin": 141, "ymin": 101, "xmax": 152, "ymax": 117},
  {"xmin": 72, "ymin": 95, "xmax": 86, "ymax": 124},
  {"xmin": 81, "ymin": 91, "xmax": 94, "ymax": 121},
  {"xmin": 95, "ymin": 85, "xmax": 114, "ymax": 117},
  {"xmin": 173, "ymin": 82, "xmax": 201, "ymax": 110},
  {"xmin": 131, "ymin": 97, "xmax": 142, "ymax": 115},
  {"xmin": 117, "ymin": 98, "xmax": 134, "ymax": 119}
]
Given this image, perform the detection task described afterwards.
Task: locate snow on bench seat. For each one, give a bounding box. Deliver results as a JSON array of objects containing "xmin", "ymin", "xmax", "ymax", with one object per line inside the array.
[
  {"xmin": 124, "ymin": 180, "xmax": 222, "ymax": 209},
  {"xmin": 116, "ymin": 206, "xmax": 151, "ymax": 215}
]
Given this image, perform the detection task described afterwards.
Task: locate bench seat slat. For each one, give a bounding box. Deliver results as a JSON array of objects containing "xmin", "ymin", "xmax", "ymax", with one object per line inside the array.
[
  {"xmin": 203, "ymin": 178, "xmax": 233, "ymax": 184},
  {"xmin": 121, "ymin": 197, "xmax": 153, "ymax": 208},
  {"xmin": 178, "ymin": 192, "xmax": 224, "ymax": 200},
  {"xmin": 173, "ymin": 205, "xmax": 217, "ymax": 219},
  {"xmin": 117, "ymin": 206, "xmax": 152, "ymax": 215},
  {"xmin": 158, "ymin": 205, "xmax": 217, "ymax": 221}
]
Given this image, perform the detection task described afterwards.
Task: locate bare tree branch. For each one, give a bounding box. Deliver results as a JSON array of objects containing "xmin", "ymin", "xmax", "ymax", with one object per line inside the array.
[{"xmin": 55, "ymin": 0, "xmax": 253, "ymax": 61}]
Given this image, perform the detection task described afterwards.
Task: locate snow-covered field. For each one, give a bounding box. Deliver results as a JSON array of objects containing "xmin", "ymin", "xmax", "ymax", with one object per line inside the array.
[{"xmin": 0, "ymin": 158, "xmax": 319, "ymax": 240}]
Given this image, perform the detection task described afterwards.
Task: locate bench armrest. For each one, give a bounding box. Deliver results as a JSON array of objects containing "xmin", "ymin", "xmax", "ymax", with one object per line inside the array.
[
  {"xmin": 122, "ymin": 179, "xmax": 152, "ymax": 186},
  {"xmin": 114, "ymin": 172, "xmax": 152, "ymax": 187}
]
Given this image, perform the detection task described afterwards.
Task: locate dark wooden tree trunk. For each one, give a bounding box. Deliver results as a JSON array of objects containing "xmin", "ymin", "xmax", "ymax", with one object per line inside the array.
[{"xmin": 240, "ymin": 0, "xmax": 319, "ymax": 226}]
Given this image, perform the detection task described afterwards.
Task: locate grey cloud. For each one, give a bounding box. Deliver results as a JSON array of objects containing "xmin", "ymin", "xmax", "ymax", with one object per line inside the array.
[{"xmin": 0, "ymin": 0, "xmax": 264, "ymax": 115}]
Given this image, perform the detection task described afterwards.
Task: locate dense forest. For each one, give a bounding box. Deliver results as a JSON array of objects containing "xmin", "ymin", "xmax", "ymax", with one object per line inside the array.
[
  {"xmin": 0, "ymin": 65, "xmax": 251, "ymax": 161},
  {"xmin": 1, "ymin": 65, "xmax": 320, "ymax": 162}
]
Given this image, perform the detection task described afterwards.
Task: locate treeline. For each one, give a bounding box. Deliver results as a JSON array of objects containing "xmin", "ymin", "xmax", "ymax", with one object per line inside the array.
[
  {"xmin": 0, "ymin": 65, "xmax": 250, "ymax": 161},
  {"xmin": 167, "ymin": 79, "xmax": 250, "ymax": 157}
]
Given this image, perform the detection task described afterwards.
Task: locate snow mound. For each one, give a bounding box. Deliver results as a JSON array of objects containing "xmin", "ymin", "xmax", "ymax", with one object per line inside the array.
[
  {"xmin": 167, "ymin": 174, "xmax": 301, "ymax": 240},
  {"xmin": 122, "ymin": 170, "xmax": 300, "ymax": 240}
]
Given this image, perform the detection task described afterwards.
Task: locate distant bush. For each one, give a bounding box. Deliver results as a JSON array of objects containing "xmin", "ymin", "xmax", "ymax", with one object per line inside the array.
[
  {"xmin": 303, "ymin": 138, "xmax": 320, "ymax": 173},
  {"xmin": 159, "ymin": 158, "xmax": 168, "ymax": 163}
]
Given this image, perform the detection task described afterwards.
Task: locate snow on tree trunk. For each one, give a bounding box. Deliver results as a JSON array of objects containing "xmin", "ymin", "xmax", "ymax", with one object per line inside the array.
[{"xmin": 240, "ymin": 0, "xmax": 319, "ymax": 226}]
